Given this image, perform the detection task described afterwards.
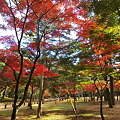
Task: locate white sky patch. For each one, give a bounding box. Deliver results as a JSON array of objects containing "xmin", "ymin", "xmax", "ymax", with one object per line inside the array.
[
  {"xmin": 0, "ymin": 15, "xmax": 15, "ymax": 35},
  {"xmin": 0, "ymin": 15, "xmax": 16, "ymax": 49}
]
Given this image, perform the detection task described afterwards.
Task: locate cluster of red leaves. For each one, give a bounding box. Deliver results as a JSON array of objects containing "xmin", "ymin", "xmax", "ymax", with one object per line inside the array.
[
  {"xmin": 33, "ymin": 63, "xmax": 59, "ymax": 78},
  {"xmin": 0, "ymin": 48, "xmax": 59, "ymax": 81},
  {"xmin": 81, "ymin": 80, "xmax": 120, "ymax": 92},
  {"xmin": 81, "ymin": 81, "xmax": 108, "ymax": 92},
  {"xmin": 0, "ymin": 0, "xmax": 98, "ymax": 93},
  {"xmin": 79, "ymin": 21, "xmax": 120, "ymax": 69},
  {"xmin": 27, "ymin": 41, "xmax": 52, "ymax": 52},
  {"xmin": 0, "ymin": 0, "xmax": 93, "ymax": 36},
  {"xmin": 81, "ymin": 83, "xmax": 96, "ymax": 92},
  {"xmin": 112, "ymin": 81, "xmax": 120, "ymax": 90},
  {"xmin": 60, "ymin": 89, "xmax": 79, "ymax": 95}
]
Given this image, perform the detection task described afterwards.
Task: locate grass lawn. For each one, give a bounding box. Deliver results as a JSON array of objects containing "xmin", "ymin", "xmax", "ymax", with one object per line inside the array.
[{"xmin": 0, "ymin": 99, "xmax": 120, "ymax": 120}]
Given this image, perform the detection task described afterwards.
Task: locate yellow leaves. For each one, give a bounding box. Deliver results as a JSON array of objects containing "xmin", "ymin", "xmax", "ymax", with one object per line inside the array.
[
  {"xmin": 78, "ymin": 70, "xmax": 89, "ymax": 76},
  {"xmin": 96, "ymin": 81, "xmax": 108, "ymax": 90},
  {"xmin": 114, "ymin": 80, "xmax": 120, "ymax": 90},
  {"xmin": 93, "ymin": 23, "xmax": 103, "ymax": 31},
  {"xmin": 106, "ymin": 25, "xmax": 120, "ymax": 35},
  {"xmin": 16, "ymin": 0, "xmax": 22, "ymax": 1}
]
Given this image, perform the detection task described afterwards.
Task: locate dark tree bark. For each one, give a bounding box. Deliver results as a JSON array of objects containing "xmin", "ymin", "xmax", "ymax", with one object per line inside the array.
[
  {"xmin": 100, "ymin": 95, "xmax": 105, "ymax": 120},
  {"xmin": 104, "ymin": 89, "xmax": 108, "ymax": 102},
  {"xmin": 110, "ymin": 76, "xmax": 115, "ymax": 105},
  {"xmin": 83, "ymin": 91, "xmax": 86, "ymax": 102},
  {"xmin": 90, "ymin": 92, "xmax": 94, "ymax": 101},
  {"xmin": 104, "ymin": 76, "xmax": 113, "ymax": 108},
  {"xmin": 94, "ymin": 78, "xmax": 106, "ymax": 120},
  {"xmin": 105, "ymin": 88, "xmax": 113, "ymax": 108},
  {"xmin": 96, "ymin": 91, "xmax": 99, "ymax": 101},
  {"xmin": 115, "ymin": 91, "xmax": 119, "ymax": 101}
]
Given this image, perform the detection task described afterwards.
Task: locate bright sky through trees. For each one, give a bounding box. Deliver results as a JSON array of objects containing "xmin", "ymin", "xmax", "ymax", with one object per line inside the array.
[{"xmin": 0, "ymin": 15, "xmax": 15, "ymax": 49}]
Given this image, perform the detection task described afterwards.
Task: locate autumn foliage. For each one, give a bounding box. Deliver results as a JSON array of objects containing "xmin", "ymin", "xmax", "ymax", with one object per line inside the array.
[{"xmin": 1, "ymin": 0, "xmax": 119, "ymax": 120}]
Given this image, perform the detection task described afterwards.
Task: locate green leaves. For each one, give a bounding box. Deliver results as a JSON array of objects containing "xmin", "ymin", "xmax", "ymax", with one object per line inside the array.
[
  {"xmin": 0, "ymin": 62, "xmax": 5, "ymax": 67},
  {"xmin": 88, "ymin": 0, "xmax": 120, "ymax": 26}
]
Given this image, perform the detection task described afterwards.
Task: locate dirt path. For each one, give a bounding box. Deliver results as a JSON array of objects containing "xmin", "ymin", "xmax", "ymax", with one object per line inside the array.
[
  {"xmin": 0, "ymin": 104, "xmax": 13, "ymax": 111},
  {"xmin": 0, "ymin": 99, "xmax": 58, "ymax": 111}
]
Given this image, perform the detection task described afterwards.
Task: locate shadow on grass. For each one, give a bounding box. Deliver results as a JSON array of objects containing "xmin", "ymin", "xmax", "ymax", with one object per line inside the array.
[
  {"xmin": 42, "ymin": 109, "xmax": 101, "ymax": 120},
  {"xmin": 70, "ymin": 116, "xmax": 101, "ymax": 120}
]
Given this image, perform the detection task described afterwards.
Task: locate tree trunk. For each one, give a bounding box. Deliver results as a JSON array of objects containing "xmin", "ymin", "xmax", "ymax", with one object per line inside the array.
[
  {"xmin": 28, "ymin": 85, "xmax": 34, "ymax": 109},
  {"xmin": 73, "ymin": 85, "xmax": 77, "ymax": 111},
  {"xmin": 66, "ymin": 94, "xmax": 69, "ymax": 102},
  {"xmin": 1, "ymin": 86, "xmax": 7, "ymax": 99},
  {"xmin": 104, "ymin": 89, "xmax": 108, "ymax": 102},
  {"xmin": 96, "ymin": 91, "xmax": 99, "ymax": 101},
  {"xmin": 36, "ymin": 77, "xmax": 44, "ymax": 118},
  {"xmin": 105, "ymin": 88, "xmax": 113, "ymax": 108},
  {"xmin": 11, "ymin": 65, "xmax": 38, "ymax": 120},
  {"xmin": 94, "ymin": 78, "xmax": 105, "ymax": 120},
  {"xmin": 83, "ymin": 91, "xmax": 86, "ymax": 102},
  {"xmin": 110, "ymin": 76, "xmax": 115, "ymax": 105},
  {"xmin": 68, "ymin": 95, "xmax": 77, "ymax": 118},
  {"xmin": 100, "ymin": 95, "xmax": 105, "ymax": 120},
  {"xmin": 90, "ymin": 92, "xmax": 94, "ymax": 101},
  {"xmin": 116, "ymin": 91, "xmax": 119, "ymax": 101},
  {"xmin": 104, "ymin": 76, "xmax": 113, "ymax": 108},
  {"xmin": 11, "ymin": 81, "xmax": 19, "ymax": 120}
]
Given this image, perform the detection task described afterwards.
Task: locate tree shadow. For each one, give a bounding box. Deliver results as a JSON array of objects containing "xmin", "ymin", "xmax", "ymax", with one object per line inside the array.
[
  {"xmin": 42, "ymin": 109, "xmax": 101, "ymax": 120},
  {"xmin": 70, "ymin": 116, "xmax": 101, "ymax": 120}
]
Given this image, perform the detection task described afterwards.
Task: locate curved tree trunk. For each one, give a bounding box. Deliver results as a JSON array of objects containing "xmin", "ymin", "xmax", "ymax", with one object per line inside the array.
[
  {"xmin": 11, "ymin": 79, "xmax": 20, "ymax": 120},
  {"xmin": 94, "ymin": 78, "xmax": 105, "ymax": 120},
  {"xmin": 100, "ymin": 95, "xmax": 105, "ymax": 120},
  {"xmin": 1, "ymin": 86, "xmax": 7, "ymax": 99},
  {"xmin": 69, "ymin": 95, "xmax": 77, "ymax": 118}
]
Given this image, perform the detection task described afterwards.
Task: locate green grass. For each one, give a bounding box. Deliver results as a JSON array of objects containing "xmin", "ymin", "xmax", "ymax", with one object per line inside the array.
[
  {"xmin": 22, "ymin": 101, "xmax": 100, "ymax": 120},
  {"xmin": 0, "ymin": 99, "xmax": 120, "ymax": 120},
  {"xmin": 0, "ymin": 100, "xmax": 99, "ymax": 120},
  {"xmin": 0, "ymin": 97, "xmax": 13, "ymax": 102},
  {"xmin": 0, "ymin": 110, "xmax": 12, "ymax": 115}
]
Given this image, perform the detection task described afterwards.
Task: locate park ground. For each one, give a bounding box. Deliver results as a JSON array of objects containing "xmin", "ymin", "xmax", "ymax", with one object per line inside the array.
[{"xmin": 0, "ymin": 98, "xmax": 120, "ymax": 120}]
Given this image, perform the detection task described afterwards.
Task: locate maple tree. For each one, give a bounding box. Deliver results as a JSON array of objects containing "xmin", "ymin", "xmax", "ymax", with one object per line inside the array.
[
  {"xmin": 0, "ymin": 0, "xmax": 60, "ymax": 119},
  {"xmin": 77, "ymin": 27, "xmax": 119, "ymax": 120},
  {"xmin": 0, "ymin": 0, "xmax": 94, "ymax": 119},
  {"xmin": 74, "ymin": 1, "xmax": 120, "ymax": 119}
]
